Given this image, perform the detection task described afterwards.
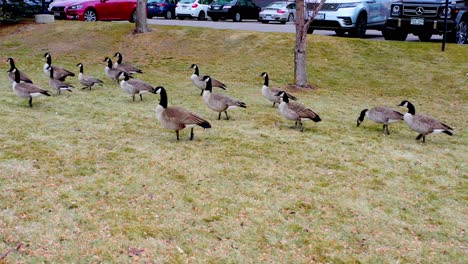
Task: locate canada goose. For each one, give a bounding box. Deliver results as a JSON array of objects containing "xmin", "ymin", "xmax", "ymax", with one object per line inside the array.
[
  {"xmin": 11, "ymin": 68, "xmax": 50, "ymax": 107},
  {"xmin": 76, "ymin": 63, "xmax": 103, "ymax": 90},
  {"xmin": 6, "ymin": 58, "xmax": 33, "ymax": 83},
  {"xmin": 260, "ymin": 72, "xmax": 296, "ymax": 107},
  {"xmin": 277, "ymin": 91, "xmax": 321, "ymax": 132},
  {"xmin": 43, "ymin": 52, "xmax": 75, "ymax": 81},
  {"xmin": 397, "ymin": 100, "xmax": 453, "ymax": 143},
  {"xmin": 117, "ymin": 71, "xmax": 153, "ymax": 101},
  {"xmin": 113, "ymin": 52, "xmax": 143, "ymax": 74},
  {"xmin": 151, "ymin": 86, "xmax": 211, "ymax": 141},
  {"xmin": 190, "ymin": 64, "xmax": 227, "ymax": 96},
  {"xmin": 48, "ymin": 66, "xmax": 74, "ymax": 95},
  {"xmin": 202, "ymin": 75, "xmax": 246, "ymax": 120},
  {"xmin": 103, "ymin": 57, "xmax": 123, "ymax": 84},
  {"xmin": 356, "ymin": 107, "xmax": 403, "ymax": 135}
]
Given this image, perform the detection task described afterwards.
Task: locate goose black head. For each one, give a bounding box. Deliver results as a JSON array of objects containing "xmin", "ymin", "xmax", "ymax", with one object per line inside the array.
[
  {"xmin": 103, "ymin": 57, "xmax": 110, "ymax": 62},
  {"xmin": 357, "ymin": 109, "xmax": 368, "ymax": 127},
  {"xmin": 117, "ymin": 71, "xmax": 132, "ymax": 80},
  {"xmin": 76, "ymin": 63, "xmax": 83, "ymax": 67},
  {"xmin": 43, "ymin": 52, "xmax": 50, "ymax": 58},
  {"xmin": 190, "ymin": 64, "xmax": 198, "ymax": 69},
  {"xmin": 397, "ymin": 100, "xmax": 409, "ymax": 107},
  {"xmin": 260, "ymin": 72, "xmax": 268, "ymax": 77},
  {"xmin": 277, "ymin": 91, "xmax": 289, "ymax": 103},
  {"xmin": 152, "ymin": 86, "xmax": 164, "ymax": 94},
  {"xmin": 113, "ymin": 52, "xmax": 121, "ymax": 58}
]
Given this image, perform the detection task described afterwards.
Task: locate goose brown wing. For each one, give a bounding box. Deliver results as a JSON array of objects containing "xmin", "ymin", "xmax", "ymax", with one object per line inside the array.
[
  {"xmin": 128, "ymin": 79, "xmax": 153, "ymax": 91},
  {"xmin": 52, "ymin": 66, "xmax": 75, "ymax": 80},
  {"xmin": 211, "ymin": 78, "xmax": 227, "ymax": 88},
  {"xmin": 288, "ymin": 101, "xmax": 320, "ymax": 120},
  {"xmin": 17, "ymin": 83, "xmax": 49, "ymax": 94},
  {"xmin": 119, "ymin": 63, "xmax": 142, "ymax": 73},
  {"xmin": 416, "ymin": 114, "xmax": 452, "ymax": 130},
  {"xmin": 165, "ymin": 106, "xmax": 210, "ymax": 127},
  {"xmin": 211, "ymin": 93, "xmax": 245, "ymax": 107},
  {"xmin": 375, "ymin": 107, "xmax": 403, "ymax": 120},
  {"xmin": 8, "ymin": 70, "xmax": 33, "ymax": 83}
]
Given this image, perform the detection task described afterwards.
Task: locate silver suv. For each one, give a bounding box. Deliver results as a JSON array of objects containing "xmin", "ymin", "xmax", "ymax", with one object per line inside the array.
[{"xmin": 307, "ymin": 0, "xmax": 393, "ymax": 38}]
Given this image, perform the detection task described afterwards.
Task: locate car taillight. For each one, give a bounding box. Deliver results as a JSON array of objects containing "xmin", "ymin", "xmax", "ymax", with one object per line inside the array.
[
  {"xmin": 176, "ymin": 3, "xmax": 179, "ymax": 7},
  {"xmin": 277, "ymin": 9, "xmax": 286, "ymax": 14},
  {"xmin": 161, "ymin": 3, "xmax": 167, "ymax": 6},
  {"xmin": 192, "ymin": 3, "xmax": 198, "ymax": 8}
]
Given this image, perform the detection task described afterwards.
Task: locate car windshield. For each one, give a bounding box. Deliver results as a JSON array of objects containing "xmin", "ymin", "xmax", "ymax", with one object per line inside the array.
[
  {"xmin": 265, "ymin": 2, "xmax": 288, "ymax": 8},
  {"xmin": 214, "ymin": 0, "xmax": 236, "ymax": 5},
  {"xmin": 179, "ymin": 0, "xmax": 195, "ymax": 3},
  {"xmin": 148, "ymin": 0, "xmax": 165, "ymax": 3}
]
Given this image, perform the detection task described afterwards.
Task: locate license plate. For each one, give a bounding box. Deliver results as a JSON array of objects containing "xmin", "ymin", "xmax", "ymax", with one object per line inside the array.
[
  {"xmin": 54, "ymin": 12, "xmax": 61, "ymax": 16},
  {"xmin": 410, "ymin": 18, "xmax": 424, "ymax": 25},
  {"xmin": 315, "ymin": 13, "xmax": 325, "ymax": 20},
  {"xmin": 182, "ymin": 5, "xmax": 187, "ymax": 9}
]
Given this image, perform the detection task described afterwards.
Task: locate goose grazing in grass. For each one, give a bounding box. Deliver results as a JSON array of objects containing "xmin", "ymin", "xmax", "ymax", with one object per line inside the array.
[
  {"xmin": 76, "ymin": 63, "xmax": 103, "ymax": 90},
  {"xmin": 397, "ymin": 100, "xmax": 453, "ymax": 143},
  {"xmin": 48, "ymin": 66, "xmax": 74, "ymax": 95},
  {"xmin": 11, "ymin": 68, "xmax": 50, "ymax": 107},
  {"xmin": 103, "ymin": 57, "xmax": 123, "ymax": 85},
  {"xmin": 277, "ymin": 91, "xmax": 321, "ymax": 132},
  {"xmin": 356, "ymin": 106, "xmax": 403, "ymax": 135},
  {"xmin": 6, "ymin": 58, "xmax": 33, "ymax": 83},
  {"xmin": 113, "ymin": 52, "xmax": 143, "ymax": 74},
  {"xmin": 151, "ymin": 86, "xmax": 211, "ymax": 141},
  {"xmin": 43, "ymin": 52, "xmax": 75, "ymax": 81},
  {"xmin": 190, "ymin": 64, "xmax": 227, "ymax": 96},
  {"xmin": 260, "ymin": 72, "xmax": 296, "ymax": 107},
  {"xmin": 117, "ymin": 71, "xmax": 154, "ymax": 101},
  {"xmin": 202, "ymin": 75, "xmax": 246, "ymax": 120}
]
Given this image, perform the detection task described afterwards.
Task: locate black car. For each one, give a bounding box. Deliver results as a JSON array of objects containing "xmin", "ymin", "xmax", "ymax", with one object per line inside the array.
[
  {"xmin": 207, "ymin": 0, "xmax": 260, "ymax": 22},
  {"xmin": 147, "ymin": 0, "xmax": 178, "ymax": 19}
]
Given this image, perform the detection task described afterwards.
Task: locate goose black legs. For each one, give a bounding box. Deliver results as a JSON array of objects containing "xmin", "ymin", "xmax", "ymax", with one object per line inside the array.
[
  {"xmin": 272, "ymin": 102, "xmax": 276, "ymax": 107},
  {"xmin": 28, "ymin": 97, "xmax": 33, "ymax": 108},
  {"xmin": 176, "ymin": 130, "xmax": 180, "ymax": 141},
  {"xmin": 190, "ymin": 128, "xmax": 194, "ymax": 141},
  {"xmin": 382, "ymin": 124, "xmax": 390, "ymax": 135},
  {"xmin": 224, "ymin": 111, "xmax": 229, "ymax": 120},
  {"xmin": 200, "ymin": 89, "xmax": 203, "ymax": 96},
  {"xmin": 218, "ymin": 112, "xmax": 221, "ymax": 120},
  {"xmin": 140, "ymin": 94, "xmax": 143, "ymax": 101},
  {"xmin": 416, "ymin": 134, "xmax": 426, "ymax": 143}
]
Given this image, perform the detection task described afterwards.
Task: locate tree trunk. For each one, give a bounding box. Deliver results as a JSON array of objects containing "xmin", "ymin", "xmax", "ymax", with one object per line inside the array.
[
  {"xmin": 294, "ymin": 0, "xmax": 325, "ymax": 88},
  {"xmin": 134, "ymin": 0, "xmax": 150, "ymax": 33}
]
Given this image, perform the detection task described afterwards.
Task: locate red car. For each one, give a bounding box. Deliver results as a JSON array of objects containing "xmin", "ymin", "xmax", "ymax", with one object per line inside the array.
[{"xmin": 48, "ymin": 0, "xmax": 137, "ymax": 22}]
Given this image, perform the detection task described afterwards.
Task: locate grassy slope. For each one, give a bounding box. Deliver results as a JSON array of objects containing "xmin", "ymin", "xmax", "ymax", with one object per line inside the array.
[{"xmin": 0, "ymin": 21, "xmax": 466, "ymax": 263}]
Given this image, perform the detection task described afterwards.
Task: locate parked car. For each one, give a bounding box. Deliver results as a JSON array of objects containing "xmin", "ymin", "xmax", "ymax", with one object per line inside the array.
[
  {"xmin": 455, "ymin": 1, "xmax": 468, "ymax": 44},
  {"xmin": 175, "ymin": 0, "xmax": 211, "ymax": 20},
  {"xmin": 48, "ymin": 0, "xmax": 137, "ymax": 22},
  {"xmin": 207, "ymin": 0, "xmax": 260, "ymax": 22},
  {"xmin": 385, "ymin": 0, "xmax": 468, "ymax": 43},
  {"xmin": 1, "ymin": 0, "xmax": 52, "ymax": 20},
  {"xmin": 259, "ymin": 1, "xmax": 295, "ymax": 24},
  {"xmin": 148, "ymin": 0, "xmax": 178, "ymax": 19},
  {"xmin": 307, "ymin": 0, "xmax": 393, "ymax": 38}
]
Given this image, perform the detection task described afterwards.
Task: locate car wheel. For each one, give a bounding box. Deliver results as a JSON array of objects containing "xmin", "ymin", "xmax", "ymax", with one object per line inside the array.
[
  {"xmin": 83, "ymin": 9, "xmax": 97, "ymax": 21},
  {"xmin": 350, "ymin": 14, "xmax": 367, "ymax": 38},
  {"xmin": 382, "ymin": 27, "xmax": 408, "ymax": 41},
  {"xmin": 335, "ymin": 29, "xmax": 345, "ymax": 37},
  {"xmin": 287, "ymin": 13, "xmax": 294, "ymax": 22},
  {"xmin": 233, "ymin": 12, "xmax": 241, "ymax": 22},
  {"xmin": 307, "ymin": 27, "xmax": 314, "ymax": 34},
  {"xmin": 417, "ymin": 32, "xmax": 432, "ymax": 42},
  {"xmin": 129, "ymin": 10, "xmax": 136, "ymax": 22},
  {"xmin": 165, "ymin": 10, "xmax": 173, "ymax": 19},
  {"xmin": 198, "ymin": 11, "xmax": 205, "ymax": 20},
  {"xmin": 456, "ymin": 19, "xmax": 468, "ymax": 44}
]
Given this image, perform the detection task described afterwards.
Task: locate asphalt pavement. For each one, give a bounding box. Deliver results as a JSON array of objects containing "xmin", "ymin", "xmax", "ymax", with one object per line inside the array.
[{"xmin": 147, "ymin": 17, "xmax": 444, "ymax": 42}]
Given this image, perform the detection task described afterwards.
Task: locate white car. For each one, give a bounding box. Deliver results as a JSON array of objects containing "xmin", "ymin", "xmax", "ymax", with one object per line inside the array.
[
  {"xmin": 259, "ymin": 1, "xmax": 296, "ymax": 24},
  {"xmin": 175, "ymin": 0, "xmax": 212, "ymax": 20},
  {"xmin": 307, "ymin": 0, "xmax": 392, "ymax": 38}
]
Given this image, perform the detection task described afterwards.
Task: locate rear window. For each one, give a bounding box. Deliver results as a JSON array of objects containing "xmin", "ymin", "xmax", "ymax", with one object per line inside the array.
[
  {"xmin": 215, "ymin": 0, "xmax": 236, "ymax": 4},
  {"xmin": 266, "ymin": 2, "xmax": 287, "ymax": 8},
  {"xmin": 179, "ymin": 0, "xmax": 195, "ymax": 3}
]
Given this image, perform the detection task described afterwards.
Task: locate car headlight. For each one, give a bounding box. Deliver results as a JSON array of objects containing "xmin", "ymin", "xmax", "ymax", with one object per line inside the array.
[
  {"xmin": 223, "ymin": 5, "xmax": 231, "ymax": 9},
  {"xmin": 68, "ymin": 5, "xmax": 83, "ymax": 10},
  {"xmin": 339, "ymin": 2, "xmax": 360, "ymax": 8},
  {"xmin": 439, "ymin": 7, "xmax": 451, "ymax": 18},
  {"xmin": 391, "ymin": 5, "xmax": 401, "ymax": 16}
]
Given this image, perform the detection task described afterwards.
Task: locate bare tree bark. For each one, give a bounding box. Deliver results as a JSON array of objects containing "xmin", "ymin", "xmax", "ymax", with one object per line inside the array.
[
  {"xmin": 134, "ymin": 0, "xmax": 150, "ymax": 33},
  {"xmin": 294, "ymin": 0, "xmax": 325, "ymax": 88}
]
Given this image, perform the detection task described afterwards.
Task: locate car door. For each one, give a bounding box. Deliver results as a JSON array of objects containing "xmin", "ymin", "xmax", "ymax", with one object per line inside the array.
[
  {"xmin": 96, "ymin": 0, "xmax": 130, "ymax": 20},
  {"xmin": 287, "ymin": 3, "xmax": 296, "ymax": 20},
  {"xmin": 366, "ymin": 0, "xmax": 382, "ymax": 25}
]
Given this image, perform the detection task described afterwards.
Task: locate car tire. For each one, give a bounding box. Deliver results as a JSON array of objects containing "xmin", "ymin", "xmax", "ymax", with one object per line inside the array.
[
  {"xmin": 307, "ymin": 27, "xmax": 314, "ymax": 34},
  {"xmin": 233, "ymin": 12, "xmax": 241, "ymax": 22},
  {"xmin": 83, "ymin": 9, "xmax": 97, "ymax": 22},
  {"xmin": 198, "ymin": 11, "xmax": 205, "ymax": 20},
  {"xmin": 260, "ymin": 20, "xmax": 268, "ymax": 24},
  {"xmin": 129, "ymin": 10, "xmax": 136, "ymax": 22},
  {"xmin": 417, "ymin": 32, "xmax": 432, "ymax": 42},
  {"xmin": 287, "ymin": 13, "xmax": 294, "ymax": 22},
  {"xmin": 455, "ymin": 19, "xmax": 468, "ymax": 44},
  {"xmin": 350, "ymin": 14, "xmax": 367, "ymax": 38},
  {"xmin": 382, "ymin": 27, "xmax": 408, "ymax": 41},
  {"xmin": 165, "ymin": 10, "xmax": 173, "ymax": 19}
]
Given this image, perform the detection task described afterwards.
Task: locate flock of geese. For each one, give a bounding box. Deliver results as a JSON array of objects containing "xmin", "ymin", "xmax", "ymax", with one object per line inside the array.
[{"xmin": 5, "ymin": 53, "xmax": 454, "ymax": 142}]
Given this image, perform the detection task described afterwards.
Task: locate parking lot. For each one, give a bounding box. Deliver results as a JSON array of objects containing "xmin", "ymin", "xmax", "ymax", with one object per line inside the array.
[{"xmin": 147, "ymin": 18, "xmax": 443, "ymax": 42}]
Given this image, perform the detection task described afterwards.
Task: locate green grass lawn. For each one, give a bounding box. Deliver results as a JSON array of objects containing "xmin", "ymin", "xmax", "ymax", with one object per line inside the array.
[{"xmin": 0, "ymin": 20, "xmax": 466, "ymax": 263}]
